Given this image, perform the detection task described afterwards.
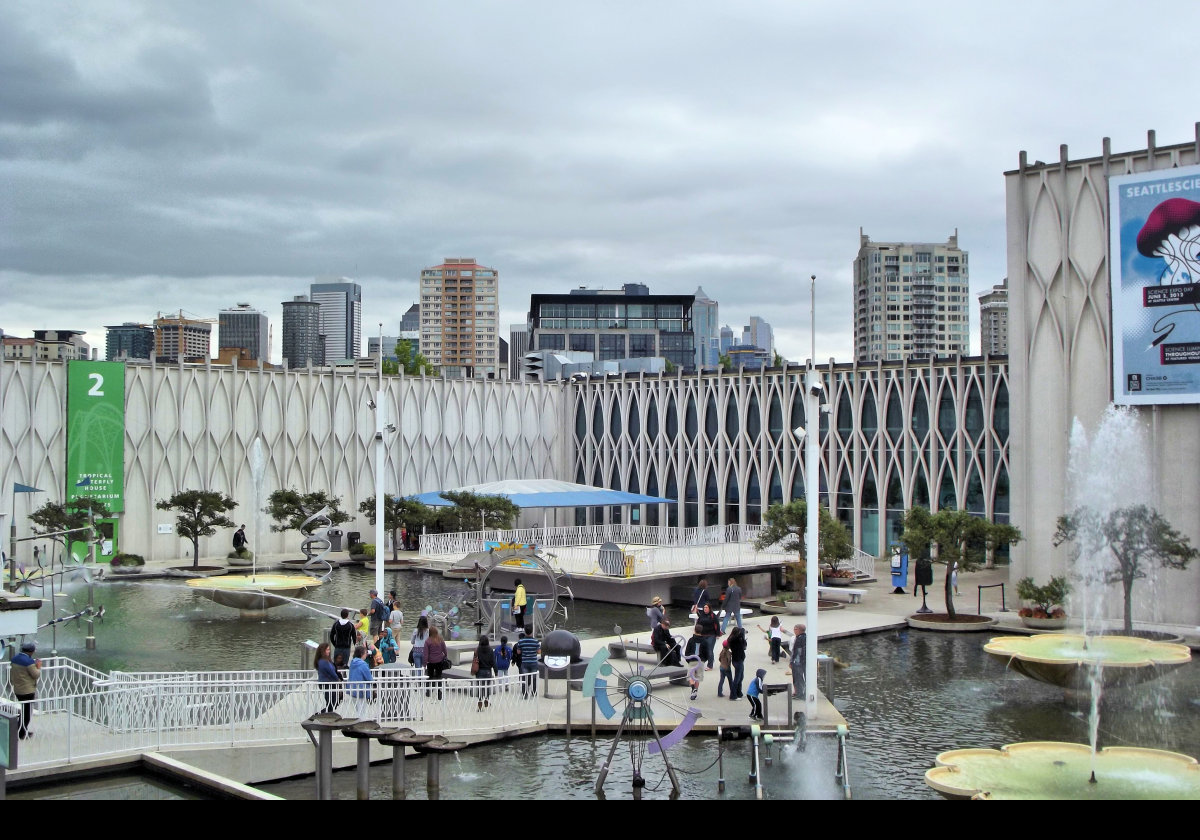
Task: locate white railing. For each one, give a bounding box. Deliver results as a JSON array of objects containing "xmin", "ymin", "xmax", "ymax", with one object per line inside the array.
[
  {"xmin": 3, "ymin": 659, "xmax": 541, "ymax": 771},
  {"xmin": 421, "ymin": 524, "xmax": 769, "ymax": 559}
]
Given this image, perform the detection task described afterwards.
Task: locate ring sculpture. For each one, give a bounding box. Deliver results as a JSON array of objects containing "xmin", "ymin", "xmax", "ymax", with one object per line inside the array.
[
  {"xmin": 297, "ymin": 506, "xmax": 335, "ymax": 579},
  {"xmin": 472, "ymin": 546, "xmax": 574, "ymax": 633},
  {"xmin": 583, "ymin": 639, "xmax": 701, "ymax": 797}
]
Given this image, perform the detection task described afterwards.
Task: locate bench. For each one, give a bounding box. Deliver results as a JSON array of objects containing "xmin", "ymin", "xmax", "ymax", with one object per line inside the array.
[
  {"xmin": 817, "ymin": 585, "xmax": 867, "ymax": 604},
  {"xmin": 607, "ymin": 641, "xmax": 659, "ymax": 659}
]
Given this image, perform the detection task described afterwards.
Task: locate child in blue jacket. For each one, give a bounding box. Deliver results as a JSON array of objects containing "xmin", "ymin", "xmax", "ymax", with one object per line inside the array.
[
  {"xmin": 494, "ymin": 635, "xmax": 514, "ymax": 688},
  {"xmin": 746, "ymin": 668, "xmax": 766, "ymax": 720}
]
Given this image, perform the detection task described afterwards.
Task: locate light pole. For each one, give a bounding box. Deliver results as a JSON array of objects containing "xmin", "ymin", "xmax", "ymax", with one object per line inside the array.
[
  {"xmin": 374, "ymin": 323, "xmax": 386, "ymax": 597},
  {"xmin": 804, "ymin": 275, "xmax": 819, "ymax": 721}
]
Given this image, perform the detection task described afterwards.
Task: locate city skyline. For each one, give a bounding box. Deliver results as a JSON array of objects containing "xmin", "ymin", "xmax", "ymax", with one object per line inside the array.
[{"xmin": 2, "ymin": 3, "xmax": 1196, "ymax": 365}]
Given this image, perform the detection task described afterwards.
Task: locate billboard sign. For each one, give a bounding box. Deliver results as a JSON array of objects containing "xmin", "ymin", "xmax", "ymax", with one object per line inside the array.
[
  {"xmin": 1110, "ymin": 164, "xmax": 1200, "ymax": 404},
  {"xmin": 66, "ymin": 360, "xmax": 126, "ymax": 512}
]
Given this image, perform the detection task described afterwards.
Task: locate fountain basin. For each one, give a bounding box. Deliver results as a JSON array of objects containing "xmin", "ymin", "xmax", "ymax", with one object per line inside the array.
[
  {"xmin": 186, "ymin": 573, "xmax": 323, "ymax": 612},
  {"xmin": 926, "ymin": 741, "xmax": 1200, "ymax": 800},
  {"xmin": 984, "ymin": 633, "xmax": 1191, "ymax": 690}
]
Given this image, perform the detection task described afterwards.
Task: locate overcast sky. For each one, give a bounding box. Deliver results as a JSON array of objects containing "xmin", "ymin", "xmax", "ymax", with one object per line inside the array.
[{"xmin": 2, "ymin": 1, "xmax": 1196, "ymax": 365}]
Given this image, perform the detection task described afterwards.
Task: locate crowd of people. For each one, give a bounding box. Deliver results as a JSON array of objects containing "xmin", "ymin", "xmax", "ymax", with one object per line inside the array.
[
  {"xmin": 646, "ymin": 577, "xmax": 807, "ymax": 720},
  {"xmin": 314, "ymin": 585, "xmax": 544, "ymax": 716}
]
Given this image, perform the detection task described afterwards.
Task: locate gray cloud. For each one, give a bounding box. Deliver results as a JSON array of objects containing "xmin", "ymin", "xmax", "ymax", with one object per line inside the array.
[{"xmin": 2, "ymin": 1, "xmax": 1197, "ymax": 364}]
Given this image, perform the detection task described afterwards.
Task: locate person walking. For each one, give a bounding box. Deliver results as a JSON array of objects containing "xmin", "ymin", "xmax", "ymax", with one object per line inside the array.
[
  {"xmin": 757, "ymin": 617, "xmax": 784, "ymax": 664},
  {"xmin": 787, "ymin": 623, "xmax": 807, "ymax": 700},
  {"xmin": 368, "ymin": 589, "xmax": 388, "ymax": 638},
  {"xmin": 232, "ymin": 524, "xmax": 248, "ymax": 554},
  {"xmin": 727, "ymin": 626, "xmax": 747, "ymax": 700},
  {"xmin": 330, "ymin": 609, "xmax": 357, "ymax": 668},
  {"xmin": 424, "ymin": 626, "xmax": 450, "ymax": 699},
  {"xmin": 516, "ymin": 629, "xmax": 540, "ymax": 698},
  {"xmin": 347, "ymin": 644, "xmax": 374, "ymax": 717},
  {"xmin": 409, "ymin": 615, "xmax": 430, "ymax": 671},
  {"xmin": 647, "ymin": 595, "xmax": 664, "ymax": 634},
  {"xmin": 493, "ymin": 635, "xmax": 514, "ymax": 688},
  {"xmin": 691, "ymin": 578, "xmax": 710, "ymax": 614},
  {"xmin": 721, "ymin": 577, "xmax": 743, "ymax": 633},
  {"xmin": 473, "ymin": 634, "xmax": 496, "ymax": 711},
  {"xmin": 695, "ymin": 602, "xmax": 721, "ymax": 669},
  {"xmin": 314, "ymin": 642, "xmax": 342, "ymax": 715},
  {"xmin": 10, "ymin": 641, "xmax": 40, "ymax": 739}
]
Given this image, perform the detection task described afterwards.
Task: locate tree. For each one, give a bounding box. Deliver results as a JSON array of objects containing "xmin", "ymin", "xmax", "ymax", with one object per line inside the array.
[
  {"xmin": 424, "ymin": 491, "xmax": 520, "ymax": 533},
  {"xmin": 901, "ymin": 506, "xmax": 1022, "ymax": 618},
  {"xmin": 718, "ymin": 353, "xmax": 732, "ymax": 372},
  {"xmin": 772, "ymin": 351, "xmax": 785, "ymax": 368},
  {"xmin": 358, "ymin": 494, "xmax": 433, "ymax": 560},
  {"xmin": 395, "ymin": 339, "xmax": 436, "ymax": 376},
  {"xmin": 265, "ymin": 489, "xmax": 352, "ymax": 534},
  {"xmin": 664, "ymin": 360, "xmax": 678, "ymax": 375},
  {"xmin": 156, "ymin": 490, "xmax": 238, "ymax": 569},
  {"xmin": 29, "ymin": 498, "xmax": 112, "ymax": 561},
  {"xmin": 754, "ymin": 499, "xmax": 854, "ymax": 588},
  {"xmin": 1054, "ymin": 504, "xmax": 1197, "ymax": 633}
]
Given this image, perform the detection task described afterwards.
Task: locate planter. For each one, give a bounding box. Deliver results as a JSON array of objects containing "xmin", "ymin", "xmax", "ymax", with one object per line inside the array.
[
  {"xmin": 907, "ymin": 613, "xmax": 998, "ymax": 632},
  {"xmin": 109, "ymin": 565, "xmax": 144, "ymax": 575},
  {"xmin": 823, "ymin": 575, "xmax": 854, "ymax": 587},
  {"xmin": 784, "ymin": 599, "xmax": 845, "ymax": 613},
  {"xmin": 1021, "ymin": 616, "xmax": 1068, "ymax": 631},
  {"xmin": 166, "ymin": 566, "xmax": 227, "ymax": 578}
]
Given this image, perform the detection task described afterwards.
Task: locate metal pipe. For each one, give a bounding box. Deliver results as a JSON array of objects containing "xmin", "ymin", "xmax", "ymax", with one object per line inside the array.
[
  {"xmin": 391, "ymin": 744, "xmax": 406, "ymax": 799},
  {"xmin": 717, "ymin": 727, "xmax": 725, "ymax": 793},
  {"xmin": 427, "ymin": 752, "xmax": 441, "ymax": 798},
  {"xmin": 317, "ymin": 730, "xmax": 333, "ymax": 800},
  {"xmin": 356, "ymin": 737, "xmax": 371, "ymax": 800}
]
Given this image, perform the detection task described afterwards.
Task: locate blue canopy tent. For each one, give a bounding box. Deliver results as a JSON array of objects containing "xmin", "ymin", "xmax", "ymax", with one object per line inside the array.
[
  {"xmin": 408, "ymin": 479, "xmax": 673, "ymax": 509},
  {"xmin": 408, "ymin": 479, "xmax": 675, "ymax": 546}
]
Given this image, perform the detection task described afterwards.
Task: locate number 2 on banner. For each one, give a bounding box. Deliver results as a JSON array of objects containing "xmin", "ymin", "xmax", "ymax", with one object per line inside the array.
[{"xmin": 88, "ymin": 373, "xmax": 104, "ymax": 397}]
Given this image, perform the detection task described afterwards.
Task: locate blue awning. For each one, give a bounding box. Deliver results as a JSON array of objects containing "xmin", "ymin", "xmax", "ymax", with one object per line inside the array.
[{"xmin": 408, "ymin": 479, "xmax": 674, "ymax": 509}]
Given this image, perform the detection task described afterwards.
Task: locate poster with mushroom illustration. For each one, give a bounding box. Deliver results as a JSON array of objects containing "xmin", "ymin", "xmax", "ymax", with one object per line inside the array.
[{"xmin": 1110, "ymin": 163, "xmax": 1200, "ymax": 404}]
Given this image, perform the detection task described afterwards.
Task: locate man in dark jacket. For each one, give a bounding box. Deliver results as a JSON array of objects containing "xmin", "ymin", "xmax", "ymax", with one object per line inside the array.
[
  {"xmin": 330, "ymin": 609, "xmax": 357, "ymax": 667},
  {"xmin": 651, "ymin": 617, "xmax": 681, "ymax": 666}
]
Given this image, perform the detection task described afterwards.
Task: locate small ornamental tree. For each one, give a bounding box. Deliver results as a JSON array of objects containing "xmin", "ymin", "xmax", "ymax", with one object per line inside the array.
[
  {"xmin": 156, "ymin": 490, "xmax": 237, "ymax": 569},
  {"xmin": 1016, "ymin": 576, "xmax": 1071, "ymax": 619},
  {"xmin": 901, "ymin": 506, "xmax": 1022, "ymax": 618},
  {"xmin": 428, "ymin": 491, "xmax": 520, "ymax": 533},
  {"xmin": 754, "ymin": 500, "xmax": 854, "ymax": 588},
  {"xmin": 358, "ymin": 495, "xmax": 433, "ymax": 560},
  {"xmin": 265, "ymin": 490, "xmax": 352, "ymax": 534},
  {"xmin": 29, "ymin": 498, "xmax": 112, "ymax": 560},
  {"xmin": 1054, "ymin": 504, "xmax": 1197, "ymax": 634}
]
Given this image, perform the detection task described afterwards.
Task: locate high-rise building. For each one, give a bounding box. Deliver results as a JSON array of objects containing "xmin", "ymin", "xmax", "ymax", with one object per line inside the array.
[
  {"xmin": 154, "ymin": 313, "xmax": 211, "ymax": 361},
  {"xmin": 281, "ymin": 295, "xmax": 324, "ymax": 369},
  {"xmin": 692, "ymin": 286, "xmax": 720, "ymax": 368},
  {"xmin": 528, "ymin": 286, "xmax": 696, "ymax": 370},
  {"xmin": 310, "ymin": 278, "xmax": 362, "ymax": 364},
  {"xmin": 853, "ymin": 229, "xmax": 970, "ymax": 361},
  {"xmin": 978, "ymin": 278, "xmax": 1009, "ymax": 356},
  {"xmin": 400, "ymin": 303, "xmax": 421, "ymax": 333},
  {"xmin": 741, "ymin": 316, "xmax": 774, "ymax": 360},
  {"xmin": 218, "ymin": 303, "xmax": 269, "ymax": 361},
  {"xmin": 419, "ymin": 258, "xmax": 500, "ymax": 379},
  {"xmin": 367, "ymin": 333, "xmax": 420, "ymax": 364},
  {"xmin": 105, "ymin": 323, "xmax": 155, "ymax": 361},
  {"xmin": 509, "ymin": 323, "xmax": 530, "ymax": 379},
  {"xmin": 719, "ymin": 325, "xmax": 735, "ymax": 355}
]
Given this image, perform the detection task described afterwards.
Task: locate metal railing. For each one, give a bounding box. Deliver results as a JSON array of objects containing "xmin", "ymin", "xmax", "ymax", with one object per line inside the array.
[
  {"xmin": 421, "ymin": 524, "xmax": 769, "ymax": 558},
  {"xmin": 2, "ymin": 658, "xmax": 540, "ymax": 770}
]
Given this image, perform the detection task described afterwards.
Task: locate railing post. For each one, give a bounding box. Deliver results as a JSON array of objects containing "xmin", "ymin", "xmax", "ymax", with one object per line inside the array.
[{"xmin": 155, "ymin": 683, "xmax": 164, "ymax": 750}]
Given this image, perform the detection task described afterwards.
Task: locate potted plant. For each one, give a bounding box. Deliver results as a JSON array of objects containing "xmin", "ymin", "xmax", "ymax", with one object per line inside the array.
[
  {"xmin": 1016, "ymin": 576, "xmax": 1070, "ymax": 629},
  {"xmin": 226, "ymin": 547, "xmax": 255, "ymax": 567},
  {"xmin": 109, "ymin": 552, "xmax": 145, "ymax": 574}
]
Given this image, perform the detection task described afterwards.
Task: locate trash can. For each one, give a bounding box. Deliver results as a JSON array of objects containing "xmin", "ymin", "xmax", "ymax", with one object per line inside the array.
[
  {"xmin": 347, "ymin": 531, "xmax": 361, "ymax": 551},
  {"xmin": 327, "ymin": 528, "xmax": 344, "ymax": 551},
  {"xmin": 598, "ymin": 541, "xmax": 624, "ymax": 576}
]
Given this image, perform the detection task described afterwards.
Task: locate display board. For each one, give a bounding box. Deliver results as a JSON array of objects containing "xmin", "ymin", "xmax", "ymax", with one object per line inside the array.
[{"xmin": 66, "ymin": 360, "xmax": 126, "ymax": 511}]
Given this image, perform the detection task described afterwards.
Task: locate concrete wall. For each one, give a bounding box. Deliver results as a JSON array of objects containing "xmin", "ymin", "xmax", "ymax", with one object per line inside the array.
[{"xmin": 1007, "ymin": 130, "xmax": 1200, "ymax": 626}]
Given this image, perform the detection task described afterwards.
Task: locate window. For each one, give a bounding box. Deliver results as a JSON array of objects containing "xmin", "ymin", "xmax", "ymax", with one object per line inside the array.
[
  {"xmin": 629, "ymin": 334, "xmax": 655, "ymax": 357},
  {"xmin": 539, "ymin": 333, "xmax": 565, "ymax": 350},
  {"xmin": 569, "ymin": 334, "xmax": 595, "ymax": 353},
  {"xmin": 599, "ymin": 334, "xmax": 625, "ymax": 360}
]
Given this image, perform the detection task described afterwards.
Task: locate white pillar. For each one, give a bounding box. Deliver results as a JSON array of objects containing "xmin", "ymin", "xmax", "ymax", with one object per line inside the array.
[
  {"xmin": 374, "ymin": 387, "xmax": 385, "ymax": 597},
  {"xmin": 804, "ymin": 367, "xmax": 820, "ymax": 722}
]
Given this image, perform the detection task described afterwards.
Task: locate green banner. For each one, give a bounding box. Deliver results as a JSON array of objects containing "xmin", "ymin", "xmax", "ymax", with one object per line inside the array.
[{"xmin": 66, "ymin": 360, "xmax": 125, "ymax": 513}]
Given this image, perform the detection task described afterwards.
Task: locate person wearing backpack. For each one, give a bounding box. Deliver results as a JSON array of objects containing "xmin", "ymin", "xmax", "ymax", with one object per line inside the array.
[
  {"xmin": 330, "ymin": 609, "xmax": 357, "ymax": 668},
  {"xmin": 746, "ymin": 668, "xmax": 766, "ymax": 720},
  {"xmin": 493, "ymin": 635, "xmax": 514, "ymax": 689},
  {"xmin": 369, "ymin": 589, "xmax": 389, "ymax": 638}
]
